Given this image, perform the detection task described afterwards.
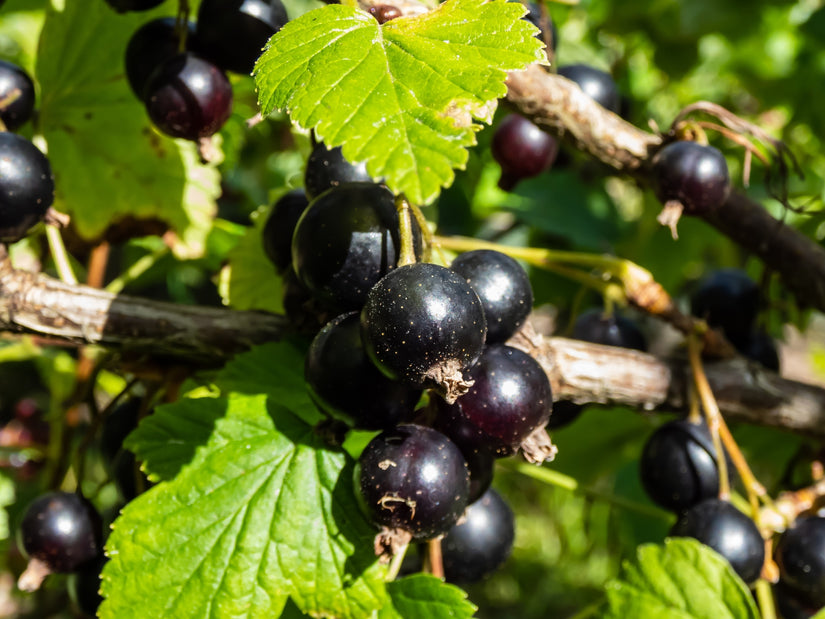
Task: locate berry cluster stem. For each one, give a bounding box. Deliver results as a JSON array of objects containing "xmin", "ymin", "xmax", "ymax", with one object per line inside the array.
[
  {"xmin": 395, "ymin": 195, "xmax": 418, "ymax": 267},
  {"xmin": 45, "ymin": 224, "xmax": 78, "ymax": 285}
]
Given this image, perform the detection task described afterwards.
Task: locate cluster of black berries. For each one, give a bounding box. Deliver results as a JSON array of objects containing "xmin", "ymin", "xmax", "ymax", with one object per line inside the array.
[
  {"xmin": 262, "ymin": 141, "xmax": 557, "ymax": 581},
  {"xmin": 117, "ymin": 0, "xmax": 289, "ymax": 143},
  {"xmin": 0, "ymin": 60, "xmax": 55, "ymax": 243}
]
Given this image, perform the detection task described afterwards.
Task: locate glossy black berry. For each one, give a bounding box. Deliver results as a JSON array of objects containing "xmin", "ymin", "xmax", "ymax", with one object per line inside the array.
[
  {"xmin": 125, "ymin": 18, "xmax": 197, "ymax": 99},
  {"xmin": 304, "ymin": 141, "xmax": 373, "ymax": 200},
  {"xmin": 491, "ymin": 114, "xmax": 558, "ymax": 190},
  {"xmin": 360, "ymin": 263, "xmax": 487, "ymax": 399},
  {"xmin": 441, "ymin": 488, "xmax": 515, "ymax": 584},
  {"xmin": 262, "ymin": 189, "xmax": 309, "ymax": 273},
  {"xmin": 465, "ymin": 448, "xmax": 495, "ymax": 503},
  {"xmin": 775, "ymin": 580, "xmax": 821, "ymax": 619},
  {"xmin": 0, "ymin": 132, "xmax": 55, "ymax": 243},
  {"xmin": 358, "ymin": 424, "xmax": 470, "ymax": 539},
  {"xmin": 104, "ymin": 0, "xmax": 165, "ymax": 12},
  {"xmin": 571, "ymin": 309, "xmax": 647, "ymax": 351},
  {"xmin": 558, "ymin": 64, "xmax": 620, "ymax": 114},
  {"xmin": 196, "ymin": 0, "xmax": 289, "ymax": 74},
  {"xmin": 306, "ymin": 312, "xmax": 422, "ymax": 430},
  {"xmin": 640, "ymin": 418, "xmax": 723, "ymax": 513},
  {"xmin": 450, "ymin": 249, "xmax": 533, "ymax": 344},
  {"xmin": 436, "ymin": 345, "xmax": 552, "ymax": 456},
  {"xmin": 690, "ymin": 269, "xmax": 760, "ymax": 343},
  {"xmin": 524, "ymin": 2, "xmax": 558, "ymax": 53},
  {"xmin": 652, "ymin": 141, "xmax": 730, "ymax": 215},
  {"xmin": 19, "ymin": 492, "xmax": 102, "ymax": 573},
  {"xmin": 143, "ymin": 52, "xmax": 232, "ymax": 141},
  {"xmin": 69, "ymin": 555, "xmax": 106, "ymax": 617},
  {"xmin": 291, "ymin": 182, "xmax": 420, "ymax": 313},
  {"xmin": 0, "ymin": 60, "xmax": 35, "ymax": 132},
  {"xmin": 670, "ymin": 498, "xmax": 764, "ymax": 583},
  {"xmin": 775, "ymin": 517, "xmax": 825, "ymax": 607}
]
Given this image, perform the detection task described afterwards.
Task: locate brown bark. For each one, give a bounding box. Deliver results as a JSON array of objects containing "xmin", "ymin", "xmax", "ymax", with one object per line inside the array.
[{"xmin": 1, "ymin": 261, "xmax": 823, "ymax": 439}]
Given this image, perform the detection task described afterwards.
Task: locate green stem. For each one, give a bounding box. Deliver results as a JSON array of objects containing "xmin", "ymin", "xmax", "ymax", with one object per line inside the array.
[
  {"xmin": 105, "ymin": 245, "xmax": 170, "ymax": 295},
  {"xmin": 506, "ymin": 461, "xmax": 673, "ymax": 521},
  {"xmin": 385, "ymin": 543, "xmax": 409, "ymax": 581},
  {"xmin": 565, "ymin": 600, "xmax": 607, "ymax": 619},
  {"xmin": 755, "ymin": 579, "xmax": 776, "ymax": 619},
  {"xmin": 395, "ymin": 196, "xmax": 417, "ymax": 267},
  {"xmin": 46, "ymin": 224, "xmax": 78, "ymax": 285}
]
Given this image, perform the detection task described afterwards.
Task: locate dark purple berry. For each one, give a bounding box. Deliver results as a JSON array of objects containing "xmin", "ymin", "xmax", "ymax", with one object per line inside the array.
[
  {"xmin": 491, "ymin": 114, "xmax": 558, "ymax": 190},
  {"xmin": 305, "ymin": 312, "xmax": 421, "ymax": 430},
  {"xmin": 775, "ymin": 580, "xmax": 821, "ymax": 619},
  {"xmin": 558, "ymin": 64, "xmax": 620, "ymax": 114},
  {"xmin": 104, "ymin": 0, "xmax": 165, "ymax": 12},
  {"xmin": 441, "ymin": 488, "xmax": 514, "ymax": 584},
  {"xmin": 437, "ymin": 345, "xmax": 552, "ymax": 456},
  {"xmin": 652, "ymin": 141, "xmax": 730, "ymax": 215},
  {"xmin": 0, "ymin": 132, "xmax": 55, "ymax": 243},
  {"xmin": 572, "ymin": 309, "xmax": 647, "ymax": 351},
  {"xmin": 640, "ymin": 418, "xmax": 723, "ymax": 513},
  {"xmin": 143, "ymin": 52, "xmax": 232, "ymax": 141},
  {"xmin": 358, "ymin": 424, "xmax": 470, "ymax": 539},
  {"xmin": 670, "ymin": 498, "xmax": 764, "ymax": 583},
  {"xmin": 19, "ymin": 492, "xmax": 102, "ymax": 573},
  {"xmin": 196, "ymin": 0, "xmax": 289, "ymax": 74},
  {"xmin": 291, "ymin": 183, "xmax": 420, "ymax": 313},
  {"xmin": 360, "ymin": 263, "xmax": 487, "ymax": 400},
  {"xmin": 775, "ymin": 517, "xmax": 825, "ymax": 608},
  {"xmin": 125, "ymin": 18, "xmax": 197, "ymax": 99},
  {"xmin": 450, "ymin": 249, "xmax": 533, "ymax": 344},
  {"xmin": 304, "ymin": 141, "xmax": 372, "ymax": 200},
  {"xmin": 690, "ymin": 269, "xmax": 759, "ymax": 343},
  {"xmin": 262, "ymin": 189, "xmax": 309, "ymax": 273},
  {"xmin": 0, "ymin": 60, "xmax": 35, "ymax": 131}
]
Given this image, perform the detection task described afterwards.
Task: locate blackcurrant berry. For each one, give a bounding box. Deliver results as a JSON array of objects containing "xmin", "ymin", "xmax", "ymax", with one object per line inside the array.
[
  {"xmin": 774, "ymin": 580, "xmax": 821, "ymax": 619},
  {"xmin": 491, "ymin": 114, "xmax": 558, "ymax": 190},
  {"xmin": 450, "ymin": 249, "xmax": 533, "ymax": 344},
  {"xmin": 262, "ymin": 189, "xmax": 309, "ymax": 273},
  {"xmin": 775, "ymin": 517, "xmax": 825, "ymax": 608},
  {"xmin": 441, "ymin": 488, "xmax": 515, "ymax": 584},
  {"xmin": 196, "ymin": 0, "xmax": 289, "ymax": 74},
  {"xmin": 104, "ymin": 0, "xmax": 165, "ymax": 12},
  {"xmin": 670, "ymin": 498, "xmax": 764, "ymax": 584},
  {"xmin": 436, "ymin": 344, "xmax": 552, "ymax": 456},
  {"xmin": 143, "ymin": 52, "xmax": 232, "ymax": 141},
  {"xmin": 125, "ymin": 18, "xmax": 197, "ymax": 99},
  {"xmin": 465, "ymin": 447, "xmax": 495, "ymax": 503},
  {"xmin": 0, "ymin": 132, "xmax": 55, "ymax": 243},
  {"xmin": 690, "ymin": 269, "xmax": 759, "ymax": 343},
  {"xmin": 571, "ymin": 309, "xmax": 647, "ymax": 351},
  {"xmin": 558, "ymin": 64, "xmax": 620, "ymax": 114},
  {"xmin": 640, "ymin": 418, "xmax": 723, "ymax": 513},
  {"xmin": 360, "ymin": 263, "xmax": 487, "ymax": 401},
  {"xmin": 652, "ymin": 141, "xmax": 730, "ymax": 215},
  {"xmin": 291, "ymin": 182, "xmax": 420, "ymax": 313},
  {"xmin": 358, "ymin": 424, "xmax": 470, "ymax": 539},
  {"xmin": 0, "ymin": 59, "xmax": 35, "ymax": 132},
  {"xmin": 305, "ymin": 312, "xmax": 422, "ymax": 430},
  {"xmin": 304, "ymin": 141, "xmax": 373, "ymax": 200},
  {"xmin": 19, "ymin": 492, "xmax": 102, "ymax": 573},
  {"xmin": 68, "ymin": 555, "xmax": 106, "ymax": 617}
]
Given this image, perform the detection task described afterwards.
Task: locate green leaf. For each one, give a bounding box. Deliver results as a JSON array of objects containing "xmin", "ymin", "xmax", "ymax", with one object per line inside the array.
[
  {"xmin": 379, "ymin": 574, "xmax": 477, "ymax": 619},
  {"xmin": 255, "ymin": 0, "xmax": 544, "ymax": 204},
  {"xmin": 36, "ymin": 2, "xmax": 220, "ymax": 258},
  {"xmin": 812, "ymin": 608, "xmax": 825, "ymax": 619},
  {"xmin": 218, "ymin": 206, "xmax": 285, "ymax": 314},
  {"xmin": 103, "ymin": 391, "xmax": 387, "ymax": 619},
  {"xmin": 604, "ymin": 538, "xmax": 759, "ymax": 619}
]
